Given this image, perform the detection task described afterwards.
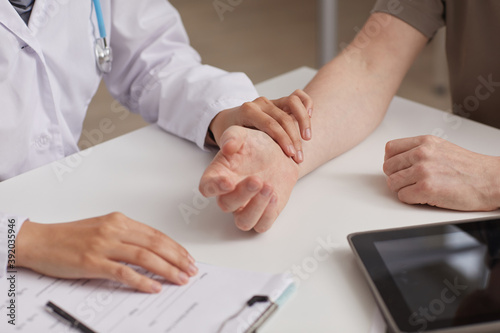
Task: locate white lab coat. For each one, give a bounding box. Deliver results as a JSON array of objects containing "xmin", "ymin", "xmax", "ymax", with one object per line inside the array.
[{"xmin": 0, "ymin": 0, "xmax": 258, "ymax": 277}]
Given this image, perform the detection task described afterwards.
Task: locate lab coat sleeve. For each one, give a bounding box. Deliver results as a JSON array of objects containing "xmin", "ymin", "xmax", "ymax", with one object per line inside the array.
[
  {"xmin": 104, "ymin": 1, "xmax": 259, "ymax": 150},
  {"xmin": 0, "ymin": 214, "xmax": 27, "ymax": 278}
]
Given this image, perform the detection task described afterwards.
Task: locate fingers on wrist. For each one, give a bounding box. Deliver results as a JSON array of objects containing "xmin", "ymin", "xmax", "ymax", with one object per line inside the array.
[
  {"xmin": 249, "ymin": 111, "xmax": 303, "ymax": 163},
  {"xmin": 284, "ymin": 93, "xmax": 312, "ymax": 141},
  {"xmin": 292, "ymin": 89, "xmax": 314, "ymax": 117},
  {"xmin": 246, "ymin": 94, "xmax": 314, "ymax": 163}
]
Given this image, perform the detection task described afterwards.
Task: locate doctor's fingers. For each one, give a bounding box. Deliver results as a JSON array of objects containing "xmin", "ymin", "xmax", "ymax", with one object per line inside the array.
[
  {"xmin": 217, "ymin": 176, "xmax": 263, "ymax": 213},
  {"xmin": 238, "ymin": 99, "xmax": 302, "ymax": 162},
  {"xmin": 273, "ymin": 90, "xmax": 313, "ymax": 140},
  {"xmin": 105, "ymin": 243, "xmax": 192, "ymax": 290},
  {"xmin": 290, "ymin": 89, "xmax": 314, "ymax": 116},
  {"xmin": 234, "ymin": 185, "xmax": 275, "ymax": 232},
  {"xmin": 117, "ymin": 220, "xmax": 197, "ymax": 277},
  {"xmin": 95, "ymin": 259, "xmax": 165, "ymax": 294}
]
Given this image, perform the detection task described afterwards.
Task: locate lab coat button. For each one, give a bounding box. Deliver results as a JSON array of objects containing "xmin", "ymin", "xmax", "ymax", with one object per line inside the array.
[{"xmin": 33, "ymin": 134, "xmax": 51, "ymax": 150}]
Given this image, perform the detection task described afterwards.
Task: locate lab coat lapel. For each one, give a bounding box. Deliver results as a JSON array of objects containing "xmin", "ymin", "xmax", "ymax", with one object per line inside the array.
[
  {"xmin": 0, "ymin": 0, "xmax": 33, "ymax": 40},
  {"xmin": 0, "ymin": 0, "xmax": 43, "ymax": 54}
]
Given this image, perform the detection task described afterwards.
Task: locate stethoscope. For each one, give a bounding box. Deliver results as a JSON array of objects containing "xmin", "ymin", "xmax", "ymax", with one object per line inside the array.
[{"xmin": 92, "ymin": 0, "xmax": 112, "ymax": 74}]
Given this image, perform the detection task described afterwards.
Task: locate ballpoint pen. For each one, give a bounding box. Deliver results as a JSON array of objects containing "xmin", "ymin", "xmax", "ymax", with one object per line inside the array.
[{"xmin": 45, "ymin": 301, "xmax": 97, "ymax": 333}]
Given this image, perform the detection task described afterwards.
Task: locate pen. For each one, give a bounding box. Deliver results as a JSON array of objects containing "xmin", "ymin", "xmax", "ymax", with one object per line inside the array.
[{"xmin": 45, "ymin": 301, "xmax": 97, "ymax": 333}]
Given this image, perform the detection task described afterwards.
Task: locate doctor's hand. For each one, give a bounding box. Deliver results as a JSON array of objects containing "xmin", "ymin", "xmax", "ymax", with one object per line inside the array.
[
  {"xmin": 200, "ymin": 126, "xmax": 299, "ymax": 232},
  {"xmin": 208, "ymin": 90, "xmax": 313, "ymax": 164},
  {"xmin": 383, "ymin": 135, "xmax": 500, "ymax": 211},
  {"xmin": 15, "ymin": 213, "xmax": 198, "ymax": 293}
]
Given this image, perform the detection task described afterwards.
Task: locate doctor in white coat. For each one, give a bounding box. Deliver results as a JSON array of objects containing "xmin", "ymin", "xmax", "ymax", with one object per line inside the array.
[{"xmin": 0, "ymin": 0, "xmax": 313, "ymax": 293}]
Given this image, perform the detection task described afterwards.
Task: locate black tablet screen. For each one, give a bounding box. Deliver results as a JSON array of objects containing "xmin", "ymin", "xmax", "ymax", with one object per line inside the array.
[{"xmin": 351, "ymin": 218, "xmax": 500, "ymax": 332}]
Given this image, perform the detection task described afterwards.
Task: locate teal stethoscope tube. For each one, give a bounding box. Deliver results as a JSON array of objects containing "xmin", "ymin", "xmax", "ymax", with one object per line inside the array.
[
  {"xmin": 92, "ymin": 0, "xmax": 107, "ymax": 39},
  {"xmin": 92, "ymin": 0, "xmax": 112, "ymax": 73}
]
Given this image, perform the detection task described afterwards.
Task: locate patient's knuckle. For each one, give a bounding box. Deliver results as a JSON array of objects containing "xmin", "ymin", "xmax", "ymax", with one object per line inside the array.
[
  {"xmin": 413, "ymin": 146, "xmax": 432, "ymax": 160},
  {"xmin": 414, "ymin": 163, "xmax": 430, "ymax": 178},
  {"xmin": 418, "ymin": 179, "xmax": 435, "ymax": 194}
]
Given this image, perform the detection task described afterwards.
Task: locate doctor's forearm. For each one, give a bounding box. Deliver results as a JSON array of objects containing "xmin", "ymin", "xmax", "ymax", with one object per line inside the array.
[{"xmin": 296, "ymin": 13, "xmax": 428, "ymax": 178}]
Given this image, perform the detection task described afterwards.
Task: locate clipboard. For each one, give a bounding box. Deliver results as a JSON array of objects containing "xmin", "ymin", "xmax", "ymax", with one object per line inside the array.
[
  {"xmin": 2, "ymin": 263, "xmax": 295, "ymax": 332},
  {"xmin": 217, "ymin": 275, "xmax": 296, "ymax": 333}
]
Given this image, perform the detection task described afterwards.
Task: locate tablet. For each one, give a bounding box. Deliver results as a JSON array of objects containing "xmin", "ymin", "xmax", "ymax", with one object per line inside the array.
[{"xmin": 348, "ymin": 217, "xmax": 500, "ymax": 333}]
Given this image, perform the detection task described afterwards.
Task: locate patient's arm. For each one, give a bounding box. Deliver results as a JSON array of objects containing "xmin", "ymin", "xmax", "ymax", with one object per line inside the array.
[{"xmin": 200, "ymin": 13, "xmax": 428, "ymax": 232}]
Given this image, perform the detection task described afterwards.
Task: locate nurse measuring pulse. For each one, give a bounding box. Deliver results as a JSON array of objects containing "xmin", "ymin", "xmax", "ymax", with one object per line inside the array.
[{"xmin": 92, "ymin": 0, "xmax": 112, "ymax": 73}]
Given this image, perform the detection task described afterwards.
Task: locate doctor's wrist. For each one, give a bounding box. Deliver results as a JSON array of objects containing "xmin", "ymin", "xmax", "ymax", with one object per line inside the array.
[
  {"xmin": 208, "ymin": 108, "xmax": 237, "ymax": 147},
  {"xmin": 13, "ymin": 220, "xmax": 36, "ymax": 269}
]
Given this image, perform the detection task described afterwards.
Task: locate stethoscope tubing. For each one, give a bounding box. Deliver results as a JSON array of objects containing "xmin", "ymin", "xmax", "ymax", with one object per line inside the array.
[
  {"xmin": 91, "ymin": 0, "xmax": 112, "ymax": 73},
  {"xmin": 92, "ymin": 0, "xmax": 107, "ymax": 39}
]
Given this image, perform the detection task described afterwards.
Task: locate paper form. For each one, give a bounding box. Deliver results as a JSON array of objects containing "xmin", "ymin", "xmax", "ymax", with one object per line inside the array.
[{"xmin": 0, "ymin": 263, "xmax": 293, "ymax": 333}]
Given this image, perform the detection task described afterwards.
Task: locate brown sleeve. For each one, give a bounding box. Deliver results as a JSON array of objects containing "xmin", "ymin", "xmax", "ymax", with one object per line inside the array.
[{"xmin": 371, "ymin": 0, "xmax": 445, "ymax": 39}]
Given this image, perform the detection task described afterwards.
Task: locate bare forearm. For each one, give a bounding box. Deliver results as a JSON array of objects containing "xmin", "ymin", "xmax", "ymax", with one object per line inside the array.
[{"xmin": 298, "ymin": 13, "xmax": 428, "ymax": 178}]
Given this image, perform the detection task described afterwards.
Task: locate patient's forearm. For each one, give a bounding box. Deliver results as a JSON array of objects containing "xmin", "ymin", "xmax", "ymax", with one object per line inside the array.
[{"xmin": 298, "ymin": 13, "xmax": 428, "ymax": 178}]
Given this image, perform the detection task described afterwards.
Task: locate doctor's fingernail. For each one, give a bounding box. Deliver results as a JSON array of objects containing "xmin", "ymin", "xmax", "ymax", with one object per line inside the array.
[
  {"xmin": 287, "ymin": 145, "xmax": 296, "ymax": 156},
  {"xmin": 297, "ymin": 150, "xmax": 304, "ymax": 162},
  {"xmin": 308, "ymin": 109, "xmax": 313, "ymax": 117},
  {"xmin": 187, "ymin": 264, "xmax": 198, "ymax": 276},
  {"xmin": 304, "ymin": 128, "xmax": 311, "ymax": 140},
  {"xmin": 152, "ymin": 281, "xmax": 162, "ymax": 293},
  {"xmin": 187, "ymin": 254, "xmax": 195, "ymax": 264},
  {"xmin": 179, "ymin": 272, "xmax": 189, "ymax": 284}
]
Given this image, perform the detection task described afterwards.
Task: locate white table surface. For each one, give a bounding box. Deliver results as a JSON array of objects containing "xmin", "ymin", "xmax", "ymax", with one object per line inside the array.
[{"xmin": 2, "ymin": 67, "xmax": 500, "ymax": 332}]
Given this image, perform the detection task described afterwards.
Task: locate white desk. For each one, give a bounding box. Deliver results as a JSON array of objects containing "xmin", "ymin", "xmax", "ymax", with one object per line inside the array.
[{"xmin": 2, "ymin": 67, "xmax": 500, "ymax": 332}]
